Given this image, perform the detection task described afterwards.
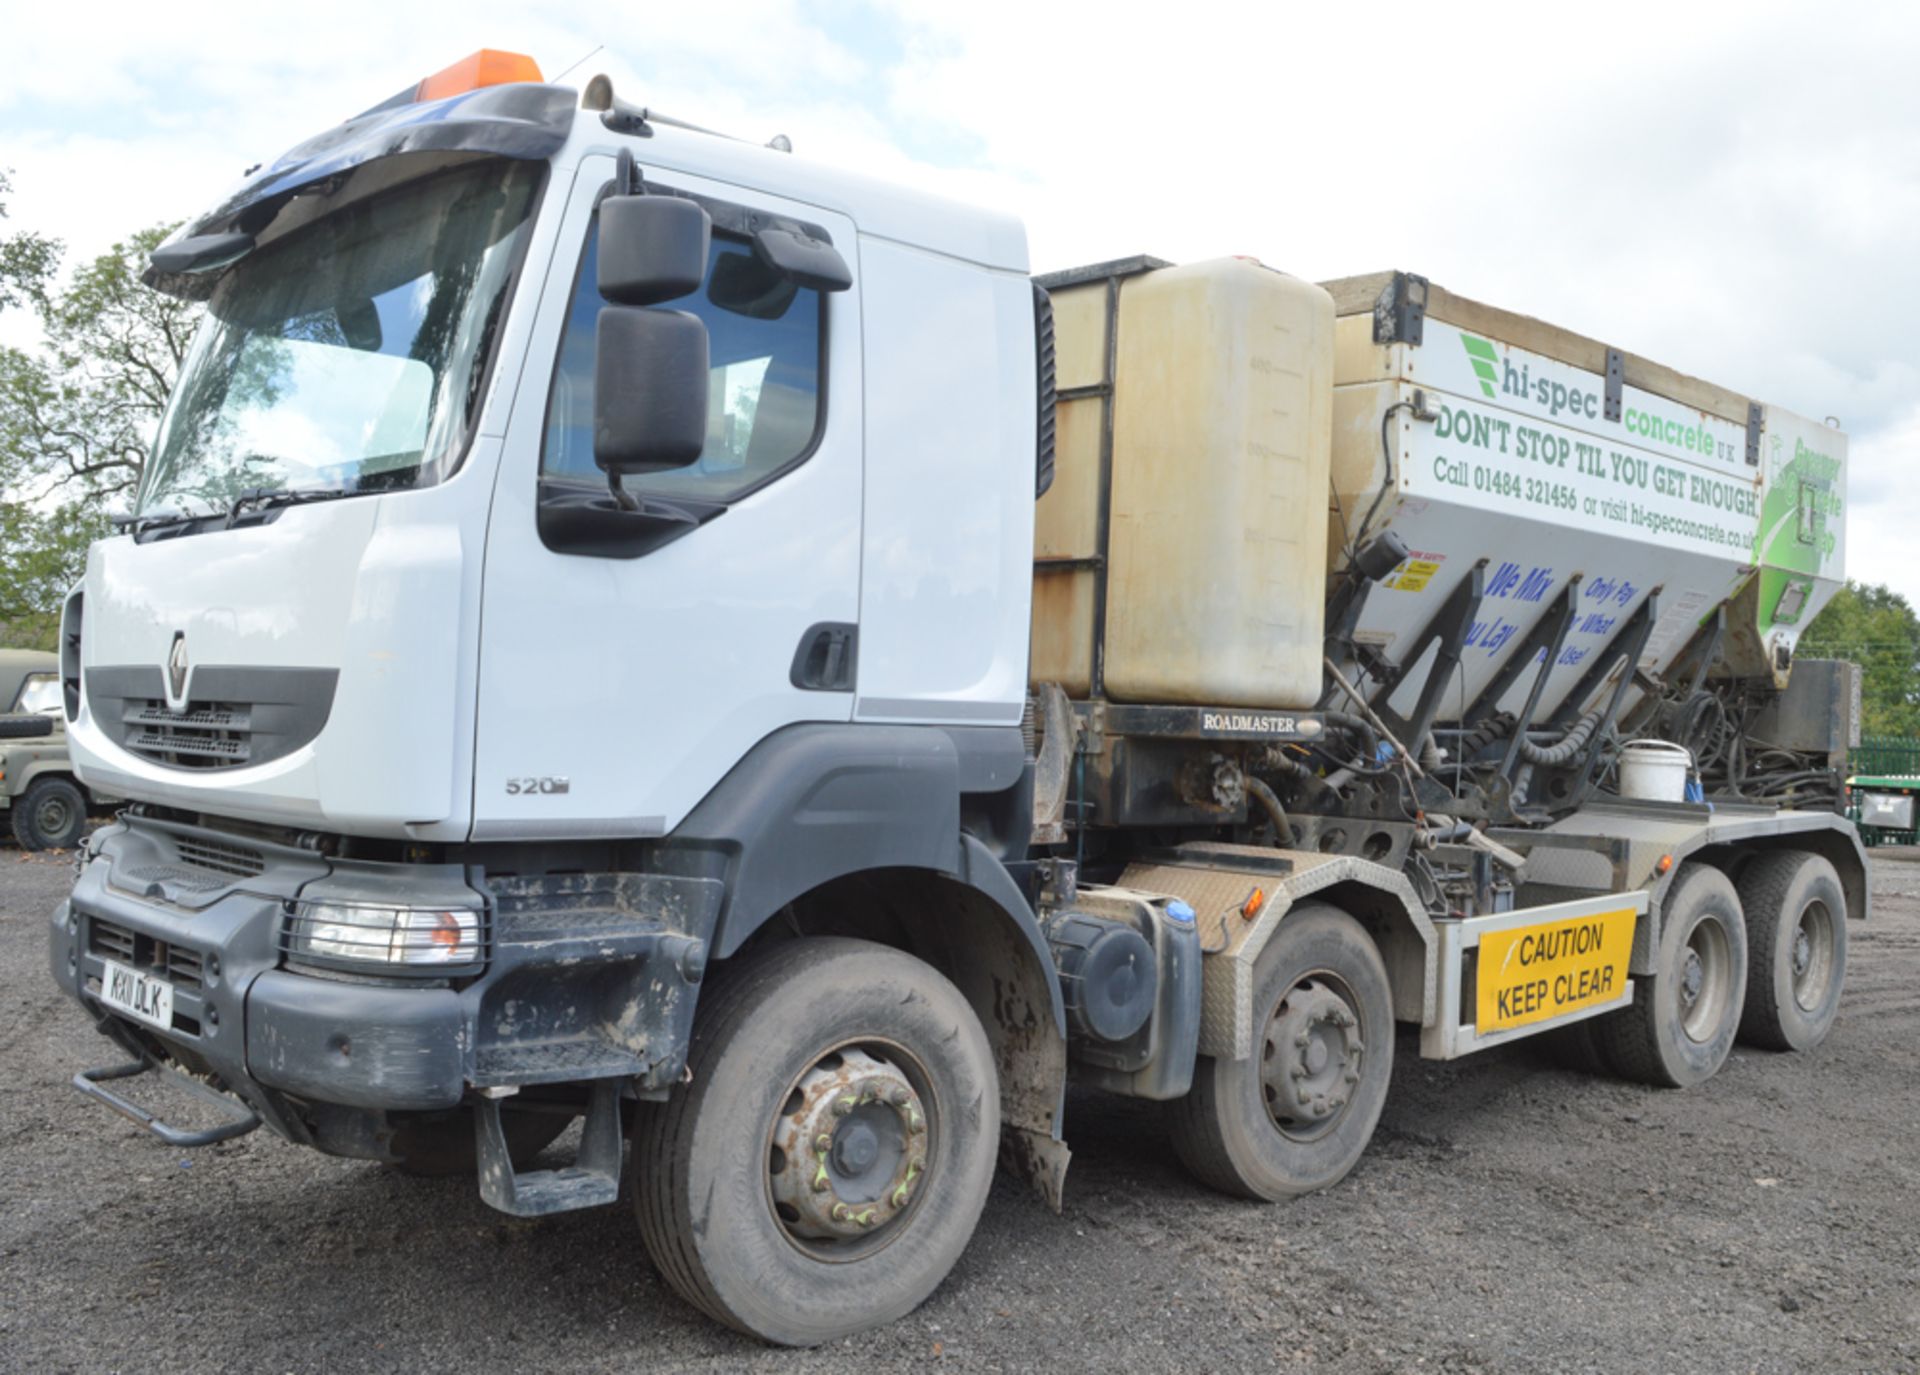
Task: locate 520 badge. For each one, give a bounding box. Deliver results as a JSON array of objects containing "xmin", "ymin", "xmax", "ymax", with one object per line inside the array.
[{"xmin": 506, "ymin": 777, "xmax": 571, "ymax": 796}]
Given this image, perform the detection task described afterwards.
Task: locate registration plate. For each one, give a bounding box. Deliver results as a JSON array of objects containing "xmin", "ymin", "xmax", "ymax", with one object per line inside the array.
[
  {"xmin": 99, "ymin": 957, "xmax": 174, "ymax": 1032},
  {"xmin": 1477, "ymin": 907, "xmax": 1636, "ymax": 1034}
]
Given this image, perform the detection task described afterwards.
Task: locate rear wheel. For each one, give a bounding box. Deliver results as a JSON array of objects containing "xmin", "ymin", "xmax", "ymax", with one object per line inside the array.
[
  {"xmin": 1598, "ymin": 863, "xmax": 1746, "ymax": 1087},
  {"xmin": 1168, "ymin": 903, "xmax": 1392, "ymax": 1200},
  {"xmin": 1736, "ymin": 851, "xmax": 1847, "ymax": 1052},
  {"xmin": 11, "ymin": 776, "xmax": 86, "ymax": 850},
  {"xmin": 633, "ymin": 937, "xmax": 999, "ymax": 1346}
]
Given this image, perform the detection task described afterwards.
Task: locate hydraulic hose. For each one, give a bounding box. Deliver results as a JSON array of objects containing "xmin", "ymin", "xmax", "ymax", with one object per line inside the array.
[
  {"xmin": 1516, "ymin": 706, "xmax": 1605, "ymax": 767},
  {"xmin": 1244, "ymin": 775, "xmax": 1294, "ymax": 848}
]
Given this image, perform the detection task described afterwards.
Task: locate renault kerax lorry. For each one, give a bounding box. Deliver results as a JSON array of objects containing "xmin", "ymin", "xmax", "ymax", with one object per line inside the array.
[{"xmin": 50, "ymin": 50, "xmax": 1867, "ymax": 1344}]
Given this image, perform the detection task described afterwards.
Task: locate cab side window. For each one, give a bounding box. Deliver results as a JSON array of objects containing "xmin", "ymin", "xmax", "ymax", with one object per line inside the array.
[{"xmin": 542, "ymin": 216, "xmax": 825, "ymax": 502}]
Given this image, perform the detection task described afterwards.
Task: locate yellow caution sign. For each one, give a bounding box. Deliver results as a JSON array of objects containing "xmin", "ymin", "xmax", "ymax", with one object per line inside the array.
[
  {"xmin": 1477, "ymin": 907, "xmax": 1637, "ymax": 1033},
  {"xmin": 1387, "ymin": 559, "xmax": 1442, "ymax": 592}
]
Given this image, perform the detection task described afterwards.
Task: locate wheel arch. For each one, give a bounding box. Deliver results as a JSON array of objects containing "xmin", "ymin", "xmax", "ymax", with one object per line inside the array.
[
  {"xmin": 647, "ymin": 723, "xmax": 1069, "ymax": 1200},
  {"xmin": 1121, "ymin": 851, "xmax": 1437, "ymax": 1060},
  {"xmin": 1691, "ymin": 831, "xmax": 1868, "ymax": 927},
  {"xmin": 722, "ymin": 848, "xmax": 1071, "ymax": 1200},
  {"xmin": 12, "ymin": 759, "xmax": 85, "ymax": 797}
]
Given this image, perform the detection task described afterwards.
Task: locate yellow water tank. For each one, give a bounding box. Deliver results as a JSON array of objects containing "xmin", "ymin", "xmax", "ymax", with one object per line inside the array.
[{"xmin": 1032, "ymin": 257, "xmax": 1334, "ymax": 708}]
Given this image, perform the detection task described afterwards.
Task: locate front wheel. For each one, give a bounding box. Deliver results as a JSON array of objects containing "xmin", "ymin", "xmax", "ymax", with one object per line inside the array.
[
  {"xmin": 1168, "ymin": 903, "xmax": 1393, "ymax": 1200},
  {"xmin": 12, "ymin": 776, "xmax": 86, "ymax": 850},
  {"xmin": 633, "ymin": 937, "xmax": 999, "ymax": 1346}
]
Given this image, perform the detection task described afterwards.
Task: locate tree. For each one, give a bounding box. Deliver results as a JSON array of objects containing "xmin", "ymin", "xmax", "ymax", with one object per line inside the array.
[
  {"xmin": 0, "ymin": 500, "xmax": 104, "ymax": 650},
  {"xmin": 0, "ymin": 174, "xmax": 196, "ymax": 647},
  {"xmin": 1, "ymin": 221, "xmax": 197, "ymax": 502},
  {"xmin": 1800, "ymin": 581, "xmax": 1920, "ymax": 738},
  {"xmin": 0, "ymin": 170, "xmax": 59, "ymax": 313}
]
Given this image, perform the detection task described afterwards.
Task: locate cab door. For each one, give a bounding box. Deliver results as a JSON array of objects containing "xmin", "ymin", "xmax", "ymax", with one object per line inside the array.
[{"xmin": 473, "ymin": 154, "xmax": 862, "ymax": 839}]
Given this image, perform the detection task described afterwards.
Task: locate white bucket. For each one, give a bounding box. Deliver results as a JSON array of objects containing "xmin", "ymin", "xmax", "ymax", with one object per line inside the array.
[{"xmin": 1618, "ymin": 740, "xmax": 1693, "ymax": 802}]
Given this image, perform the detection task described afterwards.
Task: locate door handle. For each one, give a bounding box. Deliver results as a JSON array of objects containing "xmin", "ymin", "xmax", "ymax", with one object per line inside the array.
[{"xmin": 790, "ymin": 622, "xmax": 858, "ymax": 692}]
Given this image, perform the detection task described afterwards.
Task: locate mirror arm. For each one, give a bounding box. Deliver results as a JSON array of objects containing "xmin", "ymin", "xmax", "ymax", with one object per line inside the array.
[{"xmin": 608, "ymin": 469, "xmax": 640, "ymax": 513}]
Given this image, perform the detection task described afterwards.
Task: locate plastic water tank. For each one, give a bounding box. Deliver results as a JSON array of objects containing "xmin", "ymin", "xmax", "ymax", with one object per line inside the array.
[{"xmin": 1032, "ymin": 257, "xmax": 1334, "ymax": 708}]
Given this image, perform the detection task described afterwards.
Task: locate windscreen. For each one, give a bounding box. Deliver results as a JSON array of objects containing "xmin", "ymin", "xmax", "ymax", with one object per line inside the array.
[{"xmin": 139, "ymin": 159, "xmax": 543, "ymax": 515}]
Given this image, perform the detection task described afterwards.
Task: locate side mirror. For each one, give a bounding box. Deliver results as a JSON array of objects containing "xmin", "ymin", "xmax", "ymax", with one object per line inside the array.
[
  {"xmin": 752, "ymin": 225, "xmax": 852, "ymax": 293},
  {"xmin": 598, "ymin": 195, "xmax": 710, "ymax": 306},
  {"xmin": 594, "ymin": 307, "xmax": 709, "ymax": 475}
]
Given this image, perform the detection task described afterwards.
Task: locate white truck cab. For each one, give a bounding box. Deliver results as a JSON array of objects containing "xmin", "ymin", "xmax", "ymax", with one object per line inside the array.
[{"xmin": 69, "ymin": 71, "xmax": 1037, "ymax": 841}]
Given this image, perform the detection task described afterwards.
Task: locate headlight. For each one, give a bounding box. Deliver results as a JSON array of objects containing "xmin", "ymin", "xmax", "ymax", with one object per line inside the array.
[{"xmin": 285, "ymin": 900, "xmax": 484, "ymax": 969}]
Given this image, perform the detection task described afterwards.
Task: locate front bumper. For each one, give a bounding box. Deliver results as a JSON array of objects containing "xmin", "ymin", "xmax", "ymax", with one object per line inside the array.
[{"xmin": 51, "ymin": 816, "xmax": 720, "ymax": 1149}]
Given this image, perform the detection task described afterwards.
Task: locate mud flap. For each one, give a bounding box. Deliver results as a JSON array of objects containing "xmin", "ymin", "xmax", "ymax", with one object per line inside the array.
[{"xmin": 1001, "ymin": 1125, "xmax": 1071, "ymax": 1214}]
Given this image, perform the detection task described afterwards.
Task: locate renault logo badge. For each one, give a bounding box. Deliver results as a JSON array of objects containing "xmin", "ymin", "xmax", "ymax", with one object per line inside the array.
[{"xmin": 167, "ymin": 632, "xmax": 189, "ymax": 704}]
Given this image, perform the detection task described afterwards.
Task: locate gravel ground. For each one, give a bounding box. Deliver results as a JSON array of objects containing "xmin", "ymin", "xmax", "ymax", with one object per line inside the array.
[{"xmin": 3, "ymin": 842, "xmax": 1918, "ymax": 1373}]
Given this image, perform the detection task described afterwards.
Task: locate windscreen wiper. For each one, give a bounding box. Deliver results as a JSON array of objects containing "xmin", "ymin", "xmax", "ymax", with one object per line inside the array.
[
  {"xmin": 110, "ymin": 507, "xmax": 217, "ymax": 537},
  {"xmin": 224, "ymin": 485, "xmax": 355, "ymax": 527}
]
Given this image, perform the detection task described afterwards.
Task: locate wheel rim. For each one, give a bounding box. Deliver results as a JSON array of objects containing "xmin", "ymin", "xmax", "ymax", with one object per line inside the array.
[
  {"xmin": 34, "ymin": 793, "xmax": 74, "ymax": 841},
  {"xmin": 1259, "ymin": 974, "xmax": 1367, "ymax": 1141},
  {"xmin": 1790, "ymin": 899, "xmax": 1836, "ymax": 1012},
  {"xmin": 766, "ymin": 1041, "xmax": 934, "ymax": 1262},
  {"xmin": 1676, "ymin": 916, "xmax": 1733, "ymax": 1042}
]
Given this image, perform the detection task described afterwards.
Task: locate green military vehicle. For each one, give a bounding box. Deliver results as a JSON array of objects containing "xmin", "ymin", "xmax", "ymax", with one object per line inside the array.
[{"xmin": 0, "ymin": 648, "xmax": 99, "ymax": 850}]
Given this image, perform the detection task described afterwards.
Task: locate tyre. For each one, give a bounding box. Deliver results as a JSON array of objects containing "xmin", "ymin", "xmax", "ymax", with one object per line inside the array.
[
  {"xmin": 386, "ymin": 1106, "xmax": 572, "ymax": 1177},
  {"xmin": 1736, "ymin": 851, "xmax": 1847, "ymax": 1052},
  {"xmin": 11, "ymin": 776, "xmax": 86, "ymax": 850},
  {"xmin": 1167, "ymin": 902, "xmax": 1392, "ymax": 1200},
  {"xmin": 1542, "ymin": 1014, "xmax": 1616, "ymax": 1077},
  {"xmin": 633, "ymin": 937, "xmax": 999, "ymax": 1346},
  {"xmin": 1597, "ymin": 863, "xmax": 1746, "ymax": 1087}
]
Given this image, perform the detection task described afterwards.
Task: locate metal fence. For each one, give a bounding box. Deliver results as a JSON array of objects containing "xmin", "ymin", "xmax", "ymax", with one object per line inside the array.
[{"xmin": 1851, "ymin": 736, "xmax": 1920, "ymax": 779}]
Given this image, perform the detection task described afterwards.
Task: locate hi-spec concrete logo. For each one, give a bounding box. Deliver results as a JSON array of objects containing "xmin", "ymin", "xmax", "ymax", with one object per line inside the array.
[
  {"xmin": 1461, "ymin": 333, "xmax": 1500, "ymax": 398},
  {"xmin": 1451, "ymin": 327, "xmax": 1737, "ymax": 463},
  {"xmin": 1458, "ymin": 331, "xmax": 1602, "ymax": 419}
]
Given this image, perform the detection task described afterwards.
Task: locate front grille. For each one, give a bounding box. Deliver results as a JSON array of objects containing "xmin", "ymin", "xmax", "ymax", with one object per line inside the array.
[
  {"xmin": 87, "ymin": 664, "xmax": 339, "ymax": 773},
  {"xmin": 88, "ymin": 918, "xmax": 205, "ymax": 992},
  {"xmin": 166, "ymin": 944, "xmax": 205, "ymax": 987},
  {"xmin": 90, "ymin": 917, "xmax": 136, "ymax": 963},
  {"xmin": 123, "ymin": 700, "xmax": 253, "ymax": 769}
]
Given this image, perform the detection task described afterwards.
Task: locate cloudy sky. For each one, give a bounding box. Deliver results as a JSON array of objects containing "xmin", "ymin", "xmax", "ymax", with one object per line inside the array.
[{"xmin": 6, "ymin": 1, "xmax": 1917, "ymax": 597}]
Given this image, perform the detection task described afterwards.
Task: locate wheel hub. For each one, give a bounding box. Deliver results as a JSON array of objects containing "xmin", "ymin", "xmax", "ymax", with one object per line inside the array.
[
  {"xmin": 1792, "ymin": 928, "xmax": 1812, "ymax": 979},
  {"xmin": 769, "ymin": 1047, "xmax": 928, "ymax": 1241},
  {"xmin": 1261, "ymin": 979, "xmax": 1365, "ymax": 1140},
  {"xmin": 1680, "ymin": 949, "xmax": 1705, "ymax": 1006}
]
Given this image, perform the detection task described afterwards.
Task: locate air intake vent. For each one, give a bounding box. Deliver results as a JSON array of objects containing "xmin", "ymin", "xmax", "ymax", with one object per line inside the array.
[
  {"xmin": 176, "ymin": 835, "xmax": 266, "ymax": 878},
  {"xmin": 1034, "ymin": 282, "xmax": 1057, "ymax": 499},
  {"xmin": 60, "ymin": 590, "xmax": 83, "ymax": 722}
]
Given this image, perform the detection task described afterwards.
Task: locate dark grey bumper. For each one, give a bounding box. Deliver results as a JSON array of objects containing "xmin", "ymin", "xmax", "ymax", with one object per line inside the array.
[{"xmin": 51, "ymin": 818, "xmax": 720, "ymax": 1140}]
